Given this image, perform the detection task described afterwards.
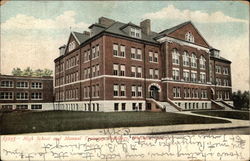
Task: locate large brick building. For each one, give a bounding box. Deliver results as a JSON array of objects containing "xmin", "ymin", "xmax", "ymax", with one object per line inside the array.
[
  {"xmin": 0, "ymin": 75, "xmax": 54, "ymax": 110},
  {"xmin": 54, "ymin": 17, "xmax": 233, "ymax": 112}
]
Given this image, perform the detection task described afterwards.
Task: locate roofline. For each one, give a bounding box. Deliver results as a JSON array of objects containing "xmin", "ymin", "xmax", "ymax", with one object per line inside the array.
[
  {"xmin": 210, "ymin": 56, "xmax": 231, "ymax": 63},
  {"xmin": 158, "ymin": 21, "xmax": 191, "ymax": 34},
  {"xmin": 0, "ymin": 74, "xmax": 53, "ymax": 80},
  {"xmin": 88, "ymin": 23, "xmax": 106, "ymax": 29},
  {"xmin": 71, "ymin": 32, "xmax": 81, "ymax": 45}
]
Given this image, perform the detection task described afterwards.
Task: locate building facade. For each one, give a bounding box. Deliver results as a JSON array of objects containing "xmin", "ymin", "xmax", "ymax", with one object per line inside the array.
[
  {"xmin": 54, "ymin": 17, "xmax": 233, "ymax": 112},
  {"xmin": 0, "ymin": 75, "xmax": 54, "ymax": 110}
]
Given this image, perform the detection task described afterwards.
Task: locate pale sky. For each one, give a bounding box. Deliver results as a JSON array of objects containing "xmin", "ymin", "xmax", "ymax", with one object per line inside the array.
[{"xmin": 0, "ymin": 1, "xmax": 249, "ymax": 92}]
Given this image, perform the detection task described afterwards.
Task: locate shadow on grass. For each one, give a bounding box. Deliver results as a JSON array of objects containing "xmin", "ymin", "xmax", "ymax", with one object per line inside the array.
[{"xmin": 192, "ymin": 110, "xmax": 249, "ymax": 120}]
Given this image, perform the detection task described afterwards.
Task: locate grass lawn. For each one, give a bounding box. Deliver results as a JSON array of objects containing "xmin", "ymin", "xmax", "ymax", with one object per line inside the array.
[
  {"xmin": 0, "ymin": 111, "xmax": 231, "ymax": 135},
  {"xmin": 192, "ymin": 111, "xmax": 249, "ymax": 120}
]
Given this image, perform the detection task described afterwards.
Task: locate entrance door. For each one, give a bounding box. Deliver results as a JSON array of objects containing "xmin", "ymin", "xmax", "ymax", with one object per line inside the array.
[{"xmin": 150, "ymin": 86, "xmax": 159, "ymax": 101}]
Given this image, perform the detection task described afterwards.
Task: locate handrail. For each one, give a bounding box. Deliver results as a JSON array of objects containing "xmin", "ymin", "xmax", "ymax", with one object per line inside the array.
[
  {"xmin": 166, "ymin": 98, "xmax": 182, "ymax": 111},
  {"xmin": 220, "ymin": 100, "xmax": 234, "ymax": 109}
]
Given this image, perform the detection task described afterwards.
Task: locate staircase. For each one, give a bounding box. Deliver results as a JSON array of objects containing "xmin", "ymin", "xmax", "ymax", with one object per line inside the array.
[
  {"xmin": 211, "ymin": 100, "xmax": 234, "ymax": 110},
  {"xmin": 146, "ymin": 98, "xmax": 180, "ymax": 112}
]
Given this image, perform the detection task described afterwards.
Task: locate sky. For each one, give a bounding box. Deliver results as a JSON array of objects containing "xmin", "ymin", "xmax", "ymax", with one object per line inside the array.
[{"xmin": 0, "ymin": 1, "xmax": 249, "ymax": 92}]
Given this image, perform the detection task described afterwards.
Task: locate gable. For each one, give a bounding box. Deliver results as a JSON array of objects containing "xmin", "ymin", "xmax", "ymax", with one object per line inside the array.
[
  {"xmin": 65, "ymin": 33, "xmax": 80, "ymax": 54},
  {"xmin": 167, "ymin": 22, "xmax": 210, "ymax": 48}
]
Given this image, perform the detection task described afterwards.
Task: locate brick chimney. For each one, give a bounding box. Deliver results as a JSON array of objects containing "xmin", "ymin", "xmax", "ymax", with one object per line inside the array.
[
  {"xmin": 59, "ymin": 45, "xmax": 66, "ymax": 56},
  {"xmin": 140, "ymin": 19, "xmax": 151, "ymax": 35},
  {"xmin": 98, "ymin": 17, "xmax": 115, "ymax": 27}
]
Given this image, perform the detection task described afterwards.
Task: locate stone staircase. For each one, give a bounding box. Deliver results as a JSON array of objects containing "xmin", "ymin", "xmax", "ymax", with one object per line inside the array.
[
  {"xmin": 211, "ymin": 100, "xmax": 234, "ymax": 110},
  {"xmin": 146, "ymin": 98, "xmax": 180, "ymax": 112}
]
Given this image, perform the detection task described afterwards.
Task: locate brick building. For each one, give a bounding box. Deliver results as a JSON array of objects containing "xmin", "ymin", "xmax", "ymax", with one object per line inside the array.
[
  {"xmin": 54, "ymin": 17, "xmax": 233, "ymax": 112},
  {"xmin": 0, "ymin": 75, "xmax": 54, "ymax": 110}
]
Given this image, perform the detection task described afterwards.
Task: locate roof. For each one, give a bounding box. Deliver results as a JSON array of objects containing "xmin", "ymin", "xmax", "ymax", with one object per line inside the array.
[
  {"xmin": 72, "ymin": 32, "xmax": 90, "ymax": 44},
  {"xmin": 0, "ymin": 74, "xmax": 53, "ymax": 80},
  {"xmin": 120, "ymin": 22, "xmax": 141, "ymax": 30},
  {"xmin": 159, "ymin": 21, "xmax": 191, "ymax": 36},
  {"xmin": 210, "ymin": 55, "xmax": 231, "ymax": 63}
]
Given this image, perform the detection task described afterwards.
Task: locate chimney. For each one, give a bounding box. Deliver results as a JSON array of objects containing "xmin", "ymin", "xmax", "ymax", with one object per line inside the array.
[
  {"xmin": 59, "ymin": 45, "xmax": 66, "ymax": 56},
  {"xmin": 83, "ymin": 31, "xmax": 90, "ymax": 36},
  {"xmin": 140, "ymin": 19, "xmax": 151, "ymax": 35},
  {"xmin": 98, "ymin": 17, "xmax": 115, "ymax": 27}
]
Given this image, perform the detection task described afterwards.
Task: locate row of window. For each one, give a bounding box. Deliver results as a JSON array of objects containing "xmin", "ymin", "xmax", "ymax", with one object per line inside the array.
[
  {"xmin": 173, "ymin": 87, "xmax": 208, "ymax": 99},
  {"xmin": 83, "ymin": 84, "xmax": 100, "ymax": 98},
  {"xmin": 172, "ymin": 49, "xmax": 206, "ymax": 69},
  {"xmin": 114, "ymin": 84, "xmax": 142, "ymax": 97},
  {"xmin": 215, "ymin": 65, "xmax": 229, "ymax": 75},
  {"xmin": 173, "ymin": 68, "xmax": 207, "ymax": 83},
  {"xmin": 1, "ymin": 81, "xmax": 42, "ymax": 89},
  {"xmin": 216, "ymin": 78, "xmax": 230, "ymax": 86},
  {"xmin": 66, "ymin": 72, "xmax": 79, "ymax": 84},
  {"xmin": 65, "ymin": 55, "xmax": 79, "ymax": 70},
  {"xmin": 114, "ymin": 102, "xmax": 143, "ymax": 111},
  {"xmin": 113, "ymin": 44, "xmax": 159, "ymax": 63},
  {"xmin": 83, "ymin": 65, "xmax": 100, "ymax": 79},
  {"xmin": 65, "ymin": 88, "xmax": 79, "ymax": 100},
  {"xmin": 0, "ymin": 92, "xmax": 42, "ymax": 100},
  {"xmin": 83, "ymin": 45, "xmax": 100, "ymax": 62},
  {"xmin": 55, "ymin": 62, "xmax": 64, "ymax": 73},
  {"xmin": 216, "ymin": 91, "xmax": 230, "ymax": 100}
]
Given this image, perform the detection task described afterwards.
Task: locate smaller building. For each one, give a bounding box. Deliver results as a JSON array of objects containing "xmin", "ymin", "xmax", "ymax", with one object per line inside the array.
[{"xmin": 0, "ymin": 74, "xmax": 54, "ymax": 110}]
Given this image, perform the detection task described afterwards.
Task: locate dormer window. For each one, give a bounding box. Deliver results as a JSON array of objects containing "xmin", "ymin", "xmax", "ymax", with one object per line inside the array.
[
  {"xmin": 68, "ymin": 41, "xmax": 76, "ymax": 52},
  {"xmin": 214, "ymin": 50, "xmax": 220, "ymax": 58},
  {"xmin": 185, "ymin": 32, "xmax": 194, "ymax": 43},
  {"xmin": 130, "ymin": 27, "xmax": 141, "ymax": 38}
]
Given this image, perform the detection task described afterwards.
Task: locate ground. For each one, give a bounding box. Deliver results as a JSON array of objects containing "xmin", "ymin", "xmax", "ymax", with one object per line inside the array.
[
  {"xmin": 0, "ymin": 110, "xmax": 230, "ymax": 135},
  {"xmin": 192, "ymin": 110, "xmax": 249, "ymax": 120}
]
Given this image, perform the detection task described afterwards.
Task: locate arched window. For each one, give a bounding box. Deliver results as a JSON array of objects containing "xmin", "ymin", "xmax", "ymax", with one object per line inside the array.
[
  {"xmin": 172, "ymin": 49, "xmax": 180, "ymax": 65},
  {"xmin": 185, "ymin": 32, "xmax": 194, "ymax": 43},
  {"xmin": 199, "ymin": 56, "xmax": 206, "ymax": 69},
  {"xmin": 183, "ymin": 51, "xmax": 190, "ymax": 66},
  {"xmin": 191, "ymin": 53, "xmax": 197, "ymax": 68}
]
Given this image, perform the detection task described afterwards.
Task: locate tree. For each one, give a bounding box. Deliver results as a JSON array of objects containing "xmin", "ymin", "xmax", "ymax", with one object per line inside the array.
[
  {"xmin": 232, "ymin": 90, "xmax": 249, "ymax": 110},
  {"xmin": 22, "ymin": 67, "xmax": 33, "ymax": 76},
  {"xmin": 34, "ymin": 69, "xmax": 44, "ymax": 77},
  {"xmin": 12, "ymin": 68, "xmax": 23, "ymax": 76},
  {"xmin": 43, "ymin": 68, "xmax": 53, "ymax": 76}
]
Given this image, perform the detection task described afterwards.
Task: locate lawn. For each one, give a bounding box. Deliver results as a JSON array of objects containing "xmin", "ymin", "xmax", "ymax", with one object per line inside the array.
[
  {"xmin": 0, "ymin": 111, "xmax": 231, "ymax": 135},
  {"xmin": 192, "ymin": 111, "xmax": 249, "ymax": 120}
]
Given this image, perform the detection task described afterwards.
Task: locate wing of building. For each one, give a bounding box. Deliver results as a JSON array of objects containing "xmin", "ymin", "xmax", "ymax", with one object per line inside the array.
[{"xmin": 54, "ymin": 17, "xmax": 233, "ymax": 112}]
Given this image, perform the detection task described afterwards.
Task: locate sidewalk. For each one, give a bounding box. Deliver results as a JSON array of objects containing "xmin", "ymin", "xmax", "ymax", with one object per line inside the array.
[{"xmin": 22, "ymin": 111, "xmax": 249, "ymax": 135}]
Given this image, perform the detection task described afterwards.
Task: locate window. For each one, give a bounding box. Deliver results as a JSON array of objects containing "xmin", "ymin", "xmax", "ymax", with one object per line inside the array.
[
  {"xmin": 173, "ymin": 68, "xmax": 180, "ymax": 80},
  {"xmin": 216, "ymin": 78, "xmax": 222, "ymax": 85},
  {"xmin": 1, "ymin": 105, "xmax": 13, "ymax": 109},
  {"xmin": 137, "ymin": 86, "xmax": 142, "ymax": 97},
  {"xmin": 139, "ymin": 103, "xmax": 142, "ymax": 111},
  {"xmin": 224, "ymin": 79, "xmax": 229, "ymax": 86},
  {"xmin": 183, "ymin": 70, "xmax": 190, "ymax": 82},
  {"xmin": 155, "ymin": 69, "xmax": 159, "ymax": 79},
  {"xmin": 149, "ymin": 52, "xmax": 153, "ymax": 62},
  {"xmin": 131, "ymin": 48, "xmax": 136, "ymax": 59},
  {"xmin": 120, "ymin": 85, "xmax": 126, "ymax": 97},
  {"xmin": 183, "ymin": 51, "xmax": 190, "ymax": 66},
  {"xmin": 122, "ymin": 103, "xmax": 126, "ymax": 111},
  {"xmin": 0, "ymin": 92, "xmax": 13, "ymax": 100},
  {"xmin": 200, "ymin": 72, "xmax": 206, "ymax": 83},
  {"xmin": 32, "ymin": 82, "xmax": 42, "ymax": 89},
  {"xmin": 1, "ymin": 81, "xmax": 13, "ymax": 88},
  {"xmin": 16, "ymin": 105, "xmax": 28, "ymax": 110},
  {"xmin": 131, "ymin": 28, "xmax": 135, "ymax": 37},
  {"xmin": 173, "ymin": 87, "xmax": 180, "ymax": 98},
  {"xmin": 172, "ymin": 49, "xmax": 180, "ymax": 65},
  {"xmin": 120, "ymin": 65, "xmax": 125, "ymax": 76},
  {"xmin": 87, "ymin": 68, "xmax": 91, "ymax": 78},
  {"xmin": 96, "ymin": 65, "xmax": 100, "ymax": 76},
  {"xmin": 154, "ymin": 53, "xmax": 158, "ymax": 62},
  {"xmin": 185, "ymin": 32, "xmax": 194, "ymax": 43},
  {"xmin": 92, "ymin": 47, "xmax": 96, "ymax": 58},
  {"xmin": 194, "ymin": 89, "xmax": 198, "ymax": 98},
  {"xmin": 191, "ymin": 71, "xmax": 197, "ymax": 82},
  {"xmin": 31, "ymin": 105, "xmax": 42, "ymax": 109},
  {"xmin": 96, "ymin": 45, "xmax": 100, "ymax": 57},
  {"xmin": 16, "ymin": 82, "xmax": 28, "ymax": 88},
  {"xmin": 131, "ymin": 27, "xmax": 141, "ymax": 38},
  {"xmin": 113, "ymin": 64, "xmax": 119, "ymax": 75},
  {"xmin": 149, "ymin": 69, "xmax": 154, "ymax": 79},
  {"xmin": 223, "ymin": 67, "xmax": 229, "ymax": 75},
  {"xmin": 191, "ymin": 53, "xmax": 197, "ymax": 68},
  {"xmin": 199, "ymin": 56, "xmax": 206, "ymax": 69},
  {"xmin": 114, "ymin": 103, "xmax": 119, "ymax": 111},
  {"xmin": 31, "ymin": 93, "xmax": 42, "ymax": 100},
  {"xmin": 120, "ymin": 45, "xmax": 125, "ymax": 57},
  {"xmin": 137, "ymin": 49, "xmax": 142, "ymax": 60},
  {"xmin": 216, "ymin": 65, "xmax": 221, "ymax": 74},
  {"xmin": 201, "ymin": 90, "xmax": 207, "ymax": 99},
  {"xmin": 113, "ymin": 84, "xmax": 119, "ymax": 96},
  {"xmin": 131, "ymin": 66, "xmax": 136, "ymax": 77},
  {"xmin": 137, "ymin": 67, "xmax": 142, "ymax": 78},
  {"xmin": 132, "ymin": 85, "xmax": 136, "ymax": 97},
  {"xmin": 132, "ymin": 103, "xmax": 137, "ymax": 111},
  {"xmin": 68, "ymin": 41, "xmax": 76, "ymax": 52},
  {"xmin": 96, "ymin": 84, "xmax": 100, "ymax": 97},
  {"xmin": 92, "ymin": 66, "xmax": 96, "ymax": 77},
  {"xmin": 16, "ymin": 92, "xmax": 28, "ymax": 100},
  {"xmin": 113, "ymin": 44, "xmax": 118, "ymax": 56}
]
